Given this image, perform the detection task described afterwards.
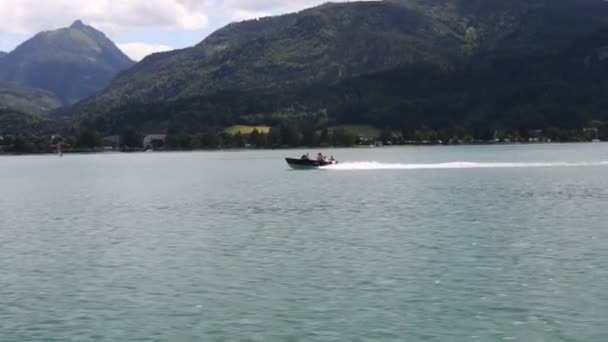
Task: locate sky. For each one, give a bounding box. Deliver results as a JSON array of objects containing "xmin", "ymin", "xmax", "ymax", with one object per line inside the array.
[{"xmin": 0, "ymin": 0, "xmax": 355, "ymax": 61}]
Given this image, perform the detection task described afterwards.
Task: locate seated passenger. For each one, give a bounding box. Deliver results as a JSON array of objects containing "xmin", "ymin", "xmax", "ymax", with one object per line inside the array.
[
  {"xmin": 301, "ymin": 153, "xmax": 309, "ymax": 160},
  {"xmin": 317, "ymin": 152, "xmax": 325, "ymax": 161}
]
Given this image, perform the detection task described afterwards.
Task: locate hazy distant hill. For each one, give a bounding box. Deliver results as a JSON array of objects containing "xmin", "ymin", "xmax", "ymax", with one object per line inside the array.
[
  {"xmin": 0, "ymin": 84, "xmax": 62, "ymax": 116},
  {"xmin": 0, "ymin": 107, "xmax": 54, "ymax": 136},
  {"xmin": 0, "ymin": 20, "xmax": 133, "ymax": 105}
]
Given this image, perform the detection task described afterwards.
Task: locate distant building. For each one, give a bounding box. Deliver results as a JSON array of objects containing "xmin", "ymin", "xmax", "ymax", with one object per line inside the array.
[
  {"xmin": 583, "ymin": 127, "xmax": 600, "ymax": 142},
  {"xmin": 355, "ymin": 136, "xmax": 375, "ymax": 145},
  {"xmin": 143, "ymin": 134, "xmax": 166, "ymax": 150},
  {"xmin": 583, "ymin": 127, "xmax": 598, "ymax": 133},
  {"xmin": 103, "ymin": 135, "xmax": 120, "ymax": 150}
]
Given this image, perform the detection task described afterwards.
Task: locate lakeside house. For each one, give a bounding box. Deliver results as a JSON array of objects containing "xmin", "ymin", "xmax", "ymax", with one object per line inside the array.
[
  {"xmin": 103, "ymin": 135, "xmax": 120, "ymax": 151},
  {"xmin": 143, "ymin": 134, "xmax": 167, "ymax": 150},
  {"xmin": 355, "ymin": 136, "xmax": 378, "ymax": 146}
]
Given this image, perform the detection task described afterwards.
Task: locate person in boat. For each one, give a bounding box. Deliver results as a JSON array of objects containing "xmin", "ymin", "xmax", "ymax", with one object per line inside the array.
[
  {"xmin": 329, "ymin": 155, "xmax": 336, "ymax": 163},
  {"xmin": 301, "ymin": 153, "xmax": 310, "ymax": 160},
  {"xmin": 317, "ymin": 152, "xmax": 325, "ymax": 162}
]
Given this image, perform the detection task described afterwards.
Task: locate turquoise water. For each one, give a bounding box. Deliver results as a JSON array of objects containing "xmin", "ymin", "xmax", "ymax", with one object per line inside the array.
[{"xmin": 1, "ymin": 144, "xmax": 608, "ymax": 341}]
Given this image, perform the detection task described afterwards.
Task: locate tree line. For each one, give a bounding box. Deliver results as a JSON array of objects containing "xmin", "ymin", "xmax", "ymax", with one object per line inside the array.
[{"xmin": 2, "ymin": 122, "xmax": 608, "ymax": 154}]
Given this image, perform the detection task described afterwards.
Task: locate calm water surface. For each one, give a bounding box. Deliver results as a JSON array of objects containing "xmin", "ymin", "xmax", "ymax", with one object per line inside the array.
[{"xmin": 1, "ymin": 144, "xmax": 608, "ymax": 341}]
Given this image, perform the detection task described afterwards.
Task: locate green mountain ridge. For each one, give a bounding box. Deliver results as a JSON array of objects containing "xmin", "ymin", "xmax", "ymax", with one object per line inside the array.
[
  {"xmin": 0, "ymin": 20, "xmax": 133, "ymax": 106},
  {"xmin": 71, "ymin": 0, "xmax": 608, "ymax": 134},
  {"xmin": 77, "ymin": 34, "xmax": 608, "ymax": 136},
  {"xmin": 76, "ymin": 1, "xmax": 463, "ymax": 113}
]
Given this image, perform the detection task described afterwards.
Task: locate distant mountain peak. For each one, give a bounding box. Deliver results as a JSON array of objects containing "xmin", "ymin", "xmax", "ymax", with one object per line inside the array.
[
  {"xmin": 0, "ymin": 21, "xmax": 134, "ymax": 105},
  {"xmin": 70, "ymin": 20, "xmax": 86, "ymax": 29}
]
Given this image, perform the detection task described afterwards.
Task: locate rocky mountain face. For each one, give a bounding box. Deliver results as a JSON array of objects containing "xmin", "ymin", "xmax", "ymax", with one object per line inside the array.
[{"xmin": 0, "ymin": 20, "xmax": 133, "ymax": 106}]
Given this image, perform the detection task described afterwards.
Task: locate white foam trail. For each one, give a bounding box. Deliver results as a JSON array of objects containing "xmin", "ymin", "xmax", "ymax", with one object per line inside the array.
[{"xmin": 323, "ymin": 161, "xmax": 608, "ymax": 171}]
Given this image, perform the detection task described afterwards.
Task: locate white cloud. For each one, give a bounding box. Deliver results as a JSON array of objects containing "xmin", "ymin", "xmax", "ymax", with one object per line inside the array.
[
  {"xmin": 0, "ymin": 0, "xmax": 365, "ymax": 51},
  {"xmin": 0, "ymin": 1, "xmax": 362, "ymax": 35},
  {"xmin": 0, "ymin": 0, "xmax": 208, "ymax": 35},
  {"xmin": 229, "ymin": 9, "xmax": 273, "ymax": 22},
  {"xmin": 220, "ymin": 1, "xmax": 370, "ymax": 24},
  {"xmin": 117, "ymin": 42, "xmax": 173, "ymax": 61},
  {"xmin": 224, "ymin": 0, "xmax": 355, "ymax": 13}
]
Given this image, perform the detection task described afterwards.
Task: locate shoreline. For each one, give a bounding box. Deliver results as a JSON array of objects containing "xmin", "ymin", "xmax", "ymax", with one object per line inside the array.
[{"xmin": 0, "ymin": 140, "xmax": 605, "ymax": 157}]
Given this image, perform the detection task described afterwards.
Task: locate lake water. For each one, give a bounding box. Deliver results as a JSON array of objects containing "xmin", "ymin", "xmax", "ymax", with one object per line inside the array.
[{"xmin": 1, "ymin": 144, "xmax": 608, "ymax": 341}]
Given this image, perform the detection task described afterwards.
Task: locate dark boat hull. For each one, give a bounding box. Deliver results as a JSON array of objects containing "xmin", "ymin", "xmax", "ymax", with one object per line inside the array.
[{"xmin": 285, "ymin": 158, "xmax": 336, "ymax": 169}]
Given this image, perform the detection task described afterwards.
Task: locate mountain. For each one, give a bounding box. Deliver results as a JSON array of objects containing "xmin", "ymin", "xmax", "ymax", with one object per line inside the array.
[
  {"xmin": 0, "ymin": 20, "xmax": 134, "ymax": 105},
  {"xmin": 0, "ymin": 84, "xmax": 62, "ymax": 115},
  {"xmin": 77, "ymin": 1, "xmax": 463, "ymax": 110},
  {"xmin": 73, "ymin": 0, "xmax": 608, "ymax": 133}
]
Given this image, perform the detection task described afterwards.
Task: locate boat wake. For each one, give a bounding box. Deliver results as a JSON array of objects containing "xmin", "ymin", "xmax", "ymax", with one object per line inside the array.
[{"xmin": 323, "ymin": 161, "xmax": 608, "ymax": 171}]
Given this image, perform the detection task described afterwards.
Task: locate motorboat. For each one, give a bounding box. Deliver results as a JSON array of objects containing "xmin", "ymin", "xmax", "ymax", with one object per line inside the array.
[{"xmin": 285, "ymin": 157, "xmax": 338, "ymax": 169}]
